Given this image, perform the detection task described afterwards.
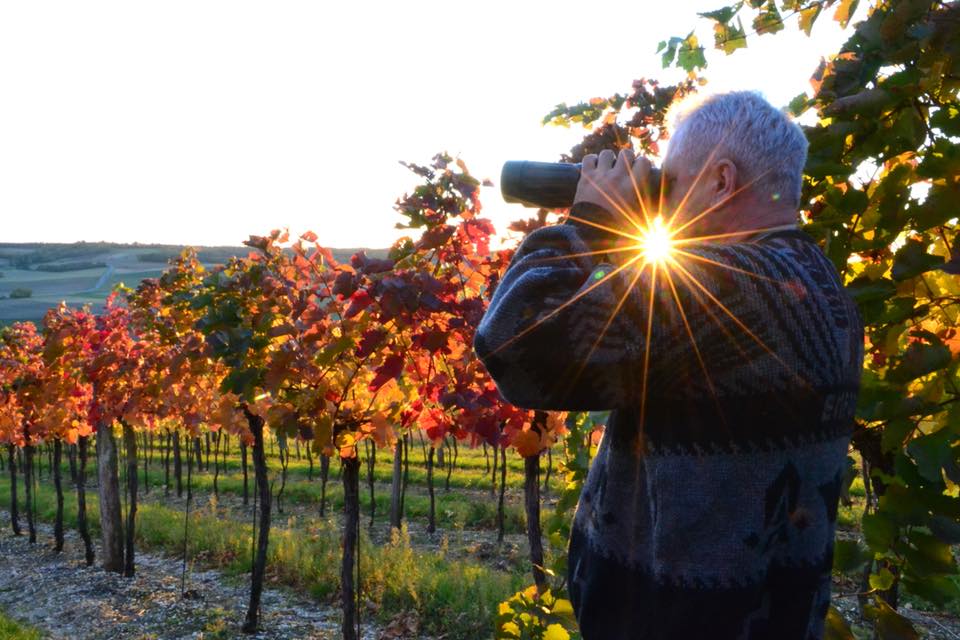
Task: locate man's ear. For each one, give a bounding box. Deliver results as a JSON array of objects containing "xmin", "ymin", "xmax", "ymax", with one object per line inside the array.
[{"xmin": 712, "ymin": 159, "xmax": 738, "ymax": 204}]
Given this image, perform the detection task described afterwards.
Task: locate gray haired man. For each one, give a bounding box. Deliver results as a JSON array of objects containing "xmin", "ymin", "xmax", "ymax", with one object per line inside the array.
[{"xmin": 475, "ymin": 91, "xmax": 863, "ymax": 639}]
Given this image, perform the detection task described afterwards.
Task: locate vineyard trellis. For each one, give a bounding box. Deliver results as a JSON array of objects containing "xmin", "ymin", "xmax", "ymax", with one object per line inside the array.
[{"xmin": 0, "ymin": 154, "xmax": 565, "ymax": 639}]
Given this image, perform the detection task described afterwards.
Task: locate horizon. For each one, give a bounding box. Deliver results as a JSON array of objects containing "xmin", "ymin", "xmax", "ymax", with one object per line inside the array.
[{"xmin": 0, "ymin": 239, "xmax": 390, "ymax": 250}]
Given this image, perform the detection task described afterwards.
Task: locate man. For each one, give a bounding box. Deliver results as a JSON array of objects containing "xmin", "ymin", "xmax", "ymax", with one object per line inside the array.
[{"xmin": 474, "ymin": 91, "xmax": 863, "ymax": 639}]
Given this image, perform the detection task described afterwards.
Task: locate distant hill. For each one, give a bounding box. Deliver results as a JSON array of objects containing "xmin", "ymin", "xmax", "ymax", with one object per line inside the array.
[{"xmin": 0, "ymin": 241, "xmax": 388, "ymax": 324}]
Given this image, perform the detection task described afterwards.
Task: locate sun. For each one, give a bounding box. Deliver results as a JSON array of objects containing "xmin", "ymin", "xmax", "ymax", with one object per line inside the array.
[
  {"xmin": 638, "ymin": 215, "xmax": 674, "ymax": 265},
  {"xmin": 491, "ymin": 154, "xmax": 797, "ymax": 437}
]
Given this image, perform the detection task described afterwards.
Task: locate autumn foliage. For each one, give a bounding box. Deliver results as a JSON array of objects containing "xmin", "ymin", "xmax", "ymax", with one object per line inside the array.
[{"xmin": 0, "ymin": 2, "xmax": 957, "ymax": 638}]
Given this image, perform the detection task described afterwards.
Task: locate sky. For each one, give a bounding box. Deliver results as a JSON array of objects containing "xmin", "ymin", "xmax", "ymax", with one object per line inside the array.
[{"xmin": 0, "ymin": 1, "xmax": 859, "ymax": 250}]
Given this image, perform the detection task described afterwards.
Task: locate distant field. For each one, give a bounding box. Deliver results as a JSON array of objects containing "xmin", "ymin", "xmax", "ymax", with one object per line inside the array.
[{"xmin": 0, "ymin": 242, "xmax": 387, "ymax": 323}]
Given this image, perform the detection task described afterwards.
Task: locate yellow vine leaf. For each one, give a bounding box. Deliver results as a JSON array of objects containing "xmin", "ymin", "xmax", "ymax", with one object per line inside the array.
[{"xmin": 543, "ymin": 624, "xmax": 570, "ymax": 640}]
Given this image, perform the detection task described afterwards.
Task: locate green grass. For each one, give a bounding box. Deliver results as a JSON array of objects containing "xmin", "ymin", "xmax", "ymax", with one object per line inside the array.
[
  {"xmin": 144, "ymin": 468, "xmax": 530, "ymax": 535},
  {"xmin": 25, "ymin": 436, "xmax": 549, "ymax": 534},
  {"xmin": 0, "ymin": 473, "xmax": 526, "ymax": 639},
  {"xmin": 13, "ymin": 439, "xmax": 947, "ymax": 638},
  {"xmin": 170, "ymin": 437, "xmax": 557, "ymax": 491},
  {"xmin": 0, "ymin": 611, "xmax": 41, "ymax": 640},
  {"xmin": 1, "ymin": 435, "xmax": 573, "ymax": 637}
]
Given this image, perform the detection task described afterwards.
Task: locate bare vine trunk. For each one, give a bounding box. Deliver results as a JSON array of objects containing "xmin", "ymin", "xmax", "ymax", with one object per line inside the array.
[
  {"xmin": 340, "ymin": 455, "xmax": 361, "ymax": 640},
  {"xmin": 401, "ymin": 435, "xmax": 409, "ymax": 515},
  {"xmin": 122, "ymin": 421, "xmax": 138, "ymax": 577},
  {"xmin": 543, "ymin": 448, "xmax": 552, "ymax": 497},
  {"xmin": 96, "ymin": 420, "xmax": 124, "ymax": 573},
  {"xmin": 173, "ymin": 431, "xmax": 183, "ymax": 498},
  {"xmin": 365, "ymin": 441, "xmax": 376, "ymax": 528},
  {"xmin": 68, "ymin": 443, "xmax": 78, "ymax": 486},
  {"xmin": 141, "ymin": 431, "xmax": 149, "ymax": 495},
  {"xmin": 491, "ymin": 439, "xmax": 498, "ymax": 496},
  {"xmin": 7, "ymin": 444, "xmax": 20, "ymax": 536},
  {"xmin": 163, "ymin": 431, "xmax": 171, "ymax": 497},
  {"xmin": 213, "ymin": 431, "xmax": 221, "ymax": 498},
  {"xmin": 446, "ymin": 437, "xmax": 457, "ymax": 491},
  {"xmin": 524, "ymin": 453, "xmax": 545, "ymax": 593},
  {"xmin": 53, "ymin": 440, "xmax": 64, "ymax": 552},
  {"xmin": 242, "ymin": 409, "xmax": 271, "ymax": 634},
  {"xmin": 276, "ymin": 435, "xmax": 288, "ymax": 514},
  {"xmin": 497, "ymin": 446, "xmax": 507, "ymax": 544},
  {"xmin": 306, "ymin": 441, "xmax": 314, "ymax": 481},
  {"xmin": 76, "ymin": 436, "xmax": 94, "ymax": 565},
  {"xmin": 319, "ymin": 454, "xmax": 330, "ymax": 517},
  {"xmin": 240, "ymin": 439, "xmax": 249, "ymax": 506},
  {"xmin": 23, "ymin": 438, "xmax": 36, "ymax": 543},
  {"xmin": 205, "ymin": 432, "xmax": 211, "ymax": 471},
  {"xmin": 426, "ymin": 446, "xmax": 436, "ymax": 534},
  {"xmin": 389, "ymin": 438, "xmax": 403, "ymax": 530},
  {"xmin": 444, "ymin": 437, "xmax": 453, "ymax": 491}
]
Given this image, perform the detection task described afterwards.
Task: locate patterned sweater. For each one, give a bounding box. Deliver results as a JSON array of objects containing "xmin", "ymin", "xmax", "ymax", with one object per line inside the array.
[{"xmin": 474, "ymin": 202, "xmax": 864, "ymax": 640}]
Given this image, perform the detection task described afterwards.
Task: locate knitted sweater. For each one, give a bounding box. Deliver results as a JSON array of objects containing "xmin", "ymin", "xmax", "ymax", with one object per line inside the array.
[{"xmin": 474, "ymin": 202, "xmax": 864, "ymax": 640}]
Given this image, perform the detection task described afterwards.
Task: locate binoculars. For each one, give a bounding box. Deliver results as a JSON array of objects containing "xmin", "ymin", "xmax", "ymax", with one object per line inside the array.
[{"xmin": 500, "ymin": 160, "xmax": 661, "ymax": 210}]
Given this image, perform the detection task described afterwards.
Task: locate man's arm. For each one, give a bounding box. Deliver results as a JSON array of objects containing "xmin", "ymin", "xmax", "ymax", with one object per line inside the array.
[
  {"xmin": 473, "ymin": 201, "xmax": 644, "ymax": 411},
  {"xmin": 473, "ymin": 204, "xmax": 819, "ymax": 412}
]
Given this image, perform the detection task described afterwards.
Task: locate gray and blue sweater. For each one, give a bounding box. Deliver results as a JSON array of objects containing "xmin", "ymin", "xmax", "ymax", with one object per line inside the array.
[{"xmin": 474, "ymin": 202, "xmax": 864, "ymax": 640}]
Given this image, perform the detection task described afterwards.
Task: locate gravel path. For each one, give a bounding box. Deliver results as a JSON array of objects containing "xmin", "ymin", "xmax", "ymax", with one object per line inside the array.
[
  {"xmin": 2, "ymin": 505, "xmax": 957, "ymax": 639},
  {"xmin": 0, "ymin": 513, "xmax": 349, "ymax": 640},
  {"xmin": 80, "ymin": 263, "xmax": 116, "ymax": 294}
]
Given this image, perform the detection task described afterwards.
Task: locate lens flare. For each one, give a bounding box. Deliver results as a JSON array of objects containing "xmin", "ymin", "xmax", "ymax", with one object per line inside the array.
[
  {"xmin": 490, "ymin": 148, "xmax": 802, "ymax": 437},
  {"xmin": 639, "ymin": 215, "xmax": 673, "ymax": 264}
]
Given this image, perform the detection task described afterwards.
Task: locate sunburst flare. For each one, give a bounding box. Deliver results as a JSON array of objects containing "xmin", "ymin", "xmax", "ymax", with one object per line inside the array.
[
  {"xmin": 638, "ymin": 215, "xmax": 674, "ymax": 265},
  {"xmin": 488, "ymin": 148, "xmax": 805, "ymax": 435}
]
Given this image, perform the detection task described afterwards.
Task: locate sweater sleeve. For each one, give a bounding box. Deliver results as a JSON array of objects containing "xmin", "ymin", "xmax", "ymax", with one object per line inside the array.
[{"xmin": 473, "ymin": 203, "xmax": 818, "ymax": 412}]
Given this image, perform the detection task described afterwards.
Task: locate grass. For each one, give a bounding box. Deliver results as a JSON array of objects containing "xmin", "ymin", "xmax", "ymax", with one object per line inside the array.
[
  {"xmin": 142, "ymin": 469, "xmax": 530, "ymax": 535},
  {"xmin": 0, "ymin": 611, "xmax": 41, "ymax": 640},
  {"xmin": 25, "ymin": 435, "xmax": 548, "ymax": 535},
  {"xmin": 0, "ymin": 470, "xmax": 527, "ymax": 639},
  {"xmin": 10, "ymin": 439, "xmax": 957, "ymax": 638},
  {"xmin": 167, "ymin": 437, "xmax": 557, "ymax": 491}
]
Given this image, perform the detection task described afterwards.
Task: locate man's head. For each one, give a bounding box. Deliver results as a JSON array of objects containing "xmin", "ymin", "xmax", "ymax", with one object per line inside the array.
[{"xmin": 661, "ymin": 91, "xmax": 808, "ymax": 238}]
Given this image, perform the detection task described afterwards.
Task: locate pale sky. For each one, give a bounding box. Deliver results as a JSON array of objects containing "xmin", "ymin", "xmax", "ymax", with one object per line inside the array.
[{"xmin": 0, "ymin": 1, "xmax": 857, "ymax": 249}]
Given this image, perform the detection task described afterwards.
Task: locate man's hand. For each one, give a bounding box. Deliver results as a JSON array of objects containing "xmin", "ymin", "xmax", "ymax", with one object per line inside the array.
[{"xmin": 573, "ymin": 148, "xmax": 656, "ymax": 222}]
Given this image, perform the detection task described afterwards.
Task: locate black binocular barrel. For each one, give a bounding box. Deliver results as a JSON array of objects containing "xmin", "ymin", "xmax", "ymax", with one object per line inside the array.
[{"xmin": 500, "ymin": 161, "xmax": 582, "ymax": 209}]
